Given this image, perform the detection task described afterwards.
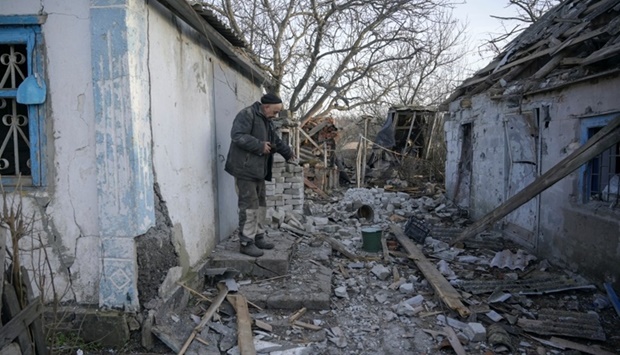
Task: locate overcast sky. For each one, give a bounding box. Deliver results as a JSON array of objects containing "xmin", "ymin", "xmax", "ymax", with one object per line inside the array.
[{"xmin": 453, "ymin": 1, "xmax": 520, "ymax": 70}]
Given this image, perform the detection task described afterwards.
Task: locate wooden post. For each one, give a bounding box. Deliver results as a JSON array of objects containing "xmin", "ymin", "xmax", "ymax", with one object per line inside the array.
[
  {"xmin": 425, "ymin": 112, "xmax": 438, "ymax": 160},
  {"xmin": 404, "ymin": 111, "xmax": 417, "ymax": 156},
  {"xmin": 356, "ymin": 135, "xmax": 363, "ymax": 188},
  {"xmin": 361, "ymin": 116, "xmax": 369, "ymax": 187}
]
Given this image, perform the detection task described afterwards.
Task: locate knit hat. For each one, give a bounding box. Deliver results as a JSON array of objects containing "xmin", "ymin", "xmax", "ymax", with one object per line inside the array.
[{"xmin": 260, "ymin": 92, "xmax": 282, "ymax": 104}]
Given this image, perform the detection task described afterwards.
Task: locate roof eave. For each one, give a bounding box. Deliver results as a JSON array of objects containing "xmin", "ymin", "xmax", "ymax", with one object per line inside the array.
[{"xmin": 156, "ymin": 0, "xmax": 273, "ymax": 87}]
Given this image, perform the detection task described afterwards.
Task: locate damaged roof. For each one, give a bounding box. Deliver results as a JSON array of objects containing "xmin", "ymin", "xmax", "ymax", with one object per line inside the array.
[{"xmin": 445, "ymin": 0, "xmax": 620, "ymax": 107}]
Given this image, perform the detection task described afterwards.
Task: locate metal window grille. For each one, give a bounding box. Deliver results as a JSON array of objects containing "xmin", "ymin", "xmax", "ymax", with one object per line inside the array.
[
  {"xmin": 0, "ymin": 43, "xmax": 31, "ymax": 177},
  {"xmin": 587, "ymin": 126, "xmax": 620, "ymax": 203}
]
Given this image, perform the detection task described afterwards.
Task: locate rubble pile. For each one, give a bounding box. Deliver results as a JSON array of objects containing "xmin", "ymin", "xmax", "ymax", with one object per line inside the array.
[{"xmin": 173, "ymin": 187, "xmax": 619, "ymax": 355}]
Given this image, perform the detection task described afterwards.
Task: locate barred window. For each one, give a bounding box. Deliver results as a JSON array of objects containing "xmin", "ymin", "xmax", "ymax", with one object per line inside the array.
[
  {"xmin": 0, "ymin": 24, "xmax": 45, "ymax": 186},
  {"xmin": 582, "ymin": 115, "xmax": 620, "ymax": 204}
]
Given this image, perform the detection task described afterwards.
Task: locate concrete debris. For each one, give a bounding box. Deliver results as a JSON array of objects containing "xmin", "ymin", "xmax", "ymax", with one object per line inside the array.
[
  {"xmin": 159, "ymin": 187, "xmax": 620, "ymax": 355},
  {"xmin": 334, "ymin": 286, "xmax": 348, "ymax": 298},
  {"xmin": 370, "ymin": 264, "xmax": 391, "ymax": 280},
  {"xmin": 398, "ymin": 283, "xmax": 415, "ymax": 294}
]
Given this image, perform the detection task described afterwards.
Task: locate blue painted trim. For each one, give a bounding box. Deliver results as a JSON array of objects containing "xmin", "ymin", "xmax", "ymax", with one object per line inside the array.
[
  {"xmin": 578, "ymin": 113, "xmax": 617, "ymax": 202},
  {"xmin": 604, "ymin": 282, "xmax": 620, "ymax": 317},
  {"xmin": 0, "ymin": 15, "xmax": 46, "ymax": 26},
  {"xmin": 0, "ymin": 89, "xmax": 18, "ymax": 97},
  {"xmin": 0, "ymin": 25, "xmax": 46, "ymax": 187}
]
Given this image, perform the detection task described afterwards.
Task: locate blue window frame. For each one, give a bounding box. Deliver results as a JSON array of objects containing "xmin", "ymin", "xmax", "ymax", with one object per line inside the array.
[
  {"xmin": 0, "ymin": 22, "xmax": 45, "ymax": 187},
  {"xmin": 580, "ymin": 114, "xmax": 620, "ymax": 203}
]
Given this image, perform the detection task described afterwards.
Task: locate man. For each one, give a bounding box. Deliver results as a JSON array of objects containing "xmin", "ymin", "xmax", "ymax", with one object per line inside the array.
[{"xmin": 225, "ymin": 93, "xmax": 296, "ymax": 257}]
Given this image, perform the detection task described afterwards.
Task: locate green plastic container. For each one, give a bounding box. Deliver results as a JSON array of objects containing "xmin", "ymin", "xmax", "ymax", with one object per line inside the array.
[{"xmin": 361, "ymin": 227, "xmax": 383, "ymax": 252}]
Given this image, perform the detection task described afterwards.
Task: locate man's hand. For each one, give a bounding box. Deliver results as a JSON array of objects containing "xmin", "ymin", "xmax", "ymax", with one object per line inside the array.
[
  {"xmin": 287, "ymin": 154, "xmax": 299, "ymax": 165},
  {"xmin": 262, "ymin": 142, "xmax": 272, "ymax": 154}
]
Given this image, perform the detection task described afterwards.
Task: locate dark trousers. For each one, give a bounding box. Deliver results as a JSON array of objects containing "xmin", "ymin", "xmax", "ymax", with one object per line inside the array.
[{"xmin": 236, "ymin": 178, "xmax": 266, "ymax": 240}]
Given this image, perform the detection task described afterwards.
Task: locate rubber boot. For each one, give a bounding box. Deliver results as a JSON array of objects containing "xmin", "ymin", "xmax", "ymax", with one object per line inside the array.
[
  {"xmin": 239, "ymin": 235, "xmax": 264, "ymax": 257},
  {"xmin": 255, "ymin": 234, "xmax": 274, "ymax": 250}
]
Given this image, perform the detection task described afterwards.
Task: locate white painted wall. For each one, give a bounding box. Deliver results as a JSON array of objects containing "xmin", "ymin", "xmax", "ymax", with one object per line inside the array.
[
  {"xmin": 0, "ymin": 0, "xmax": 100, "ymax": 303},
  {"xmin": 0, "ymin": 0, "xmax": 263, "ymax": 305}
]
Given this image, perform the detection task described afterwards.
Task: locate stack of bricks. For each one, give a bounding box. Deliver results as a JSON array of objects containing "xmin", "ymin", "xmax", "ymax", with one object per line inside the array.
[{"xmin": 265, "ymin": 154, "xmax": 304, "ymax": 224}]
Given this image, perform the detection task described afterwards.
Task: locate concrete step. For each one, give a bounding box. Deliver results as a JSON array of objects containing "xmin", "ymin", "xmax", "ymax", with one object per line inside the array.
[
  {"xmin": 208, "ymin": 231, "xmax": 332, "ymax": 310},
  {"xmin": 209, "ymin": 231, "xmax": 295, "ymax": 278}
]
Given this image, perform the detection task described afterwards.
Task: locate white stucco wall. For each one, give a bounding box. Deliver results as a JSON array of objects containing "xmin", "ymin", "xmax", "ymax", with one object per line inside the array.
[
  {"xmin": 0, "ymin": 0, "xmax": 100, "ymax": 302},
  {"xmin": 0, "ymin": 0, "xmax": 264, "ymax": 305}
]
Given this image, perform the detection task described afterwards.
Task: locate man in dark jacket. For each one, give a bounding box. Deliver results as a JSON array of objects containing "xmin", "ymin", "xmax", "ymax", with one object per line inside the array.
[{"xmin": 225, "ymin": 93, "xmax": 296, "ymax": 257}]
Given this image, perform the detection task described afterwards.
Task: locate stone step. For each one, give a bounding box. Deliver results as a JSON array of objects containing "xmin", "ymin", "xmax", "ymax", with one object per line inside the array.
[
  {"xmin": 208, "ymin": 231, "xmax": 332, "ymax": 310},
  {"xmin": 208, "ymin": 232, "xmax": 295, "ymax": 278}
]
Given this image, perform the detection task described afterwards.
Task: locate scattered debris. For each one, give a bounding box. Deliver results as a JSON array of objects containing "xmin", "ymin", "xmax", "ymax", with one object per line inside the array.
[{"xmin": 153, "ymin": 186, "xmax": 620, "ymax": 354}]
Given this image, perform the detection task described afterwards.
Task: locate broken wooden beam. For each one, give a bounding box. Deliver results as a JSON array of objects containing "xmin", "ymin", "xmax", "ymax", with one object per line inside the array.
[
  {"xmin": 227, "ymin": 293, "xmax": 256, "ymax": 355},
  {"xmin": 288, "ymin": 307, "xmax": 307, "ymax": 323},
  {"xmin": 178, "ymin": 284, "xmax": 228, "ymax": 355},
  {"xmin": 304, "ymin": 177, "xmax": 330, "ymax": 199},
  {"xmin": 254, "ymin": 319, "xmax": 272, "ymax": 332},
  {"xmin": 293, "ymin": 320, "xmax": 322, "ymax": 331},
  {"xmin": 381, "ymin": 237, "xmax": 392, "ymax": 263},
  {"xmin": 443, "ymin": 326, "xmax": 467, "ymax": 355},
  {"xmin": 391, "ymin": 225, "xmax": 471, "ymax": 318},
  {"xmin": 454, "ymin": 114, "xmax": 620, "ymax": 243},
  {"xmin": 316, "ymin": 234, "xmax": 359, "ymax": 261}
]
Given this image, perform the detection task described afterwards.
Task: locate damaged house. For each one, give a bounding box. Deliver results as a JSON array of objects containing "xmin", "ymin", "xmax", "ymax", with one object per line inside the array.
[
  {"xmin": 443, "ymin": 0, "xmax": 620, "ymax": 289},
  {"xmin": 0, "ymin": 0, "xmax": 270, "ymax": 337}
]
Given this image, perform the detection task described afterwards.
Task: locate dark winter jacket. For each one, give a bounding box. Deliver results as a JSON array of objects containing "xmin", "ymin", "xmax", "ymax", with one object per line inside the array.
[{"xmin": 225, "ymin": 102, "xmax": 293, "ymax": 181}]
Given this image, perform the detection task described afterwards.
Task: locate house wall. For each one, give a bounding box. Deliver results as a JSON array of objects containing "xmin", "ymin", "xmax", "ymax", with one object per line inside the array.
[
  {"xmin": 446, "ymin": 76, "xmax": 620, "ymax": 287},
  {"xmin": 0, "ymin": 0, "xmax": 263, "ymax": 308}
]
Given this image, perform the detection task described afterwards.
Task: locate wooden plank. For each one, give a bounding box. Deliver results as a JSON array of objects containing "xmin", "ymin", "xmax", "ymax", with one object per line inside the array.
[
  {"xmin": 20, "ymin": 267, "xmax": 48, "ymax": 355},
  {"xmin": 227, "ymin": 294, "xmax": 256, "ymax": 355},
  {"xmin": 454, "ymin": 114, "xmax": 620, "ymax": 243},
  {"xmin": 581, "ymin": 42, "xmax": 620, "ymax": 65},
  {"xmin": 443, "ymin": 326, "xmax": 467, "ymax": 355},
  {"xmin": 2, "ymin": 283, "xmax": 34, "ymax": 355},
  {"xmin": 316, "ymin": 234, "xmax": 359, "ymax": 261},
  {"xmin": 391, "ymin": 225, "xmax": 470, "ymax": 317},
  {"xmin": 178, "ymin": 284, "xmax": 229, "ymax": 355},
  {"xmin": 254, "ymin": 319, "xmax": 272, "ymax": 332},
  {"xmin": 381, "ymin": 237, "xmax": 392, "ymax": 263},
  {"xmin": 299, "ymin": 129, "xmax": 324, "ymax": 154},
  {"xmin": 0, "ymin": 295, "xmax": 41, "ymax": 350},
  {"xmin": 306, "ymin": 121, "xmax": 329, "ymax": 137},
  {"xmin": 304, "ymin": 178, "xmax": 329, "ymax": 199},
  {"xmin": 293, "ymin": 320, "xmax": 322, "ymax": 331},
  {"xmin": 287, "ymin": 307, "xmax": 306, "ymax": 323}
]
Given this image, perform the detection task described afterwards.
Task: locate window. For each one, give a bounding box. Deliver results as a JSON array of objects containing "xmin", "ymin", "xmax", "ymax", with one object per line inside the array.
[
  {"xmin": 0, "ymin": 23, "xmax": 45, "ymax": 186},
  {"xmin": 581, "ymin": 114, "xmax": 620, "ymax": 204}
]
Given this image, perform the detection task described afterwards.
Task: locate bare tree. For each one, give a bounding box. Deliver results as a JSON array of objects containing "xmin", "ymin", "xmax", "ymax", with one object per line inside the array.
[
  {"xmin": 481, "ymin": 0, "xmax": 560, "ymax": 56},
  {"xmin": 201, "ymin": 0, "xmax": 462, "ymax": 123}
]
